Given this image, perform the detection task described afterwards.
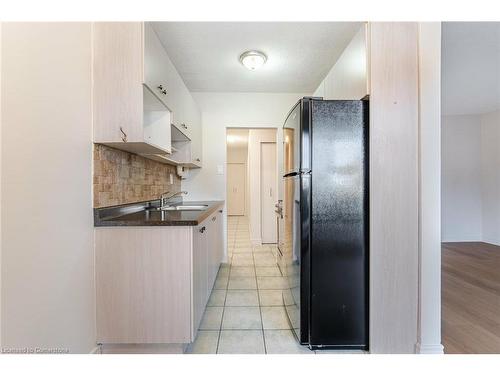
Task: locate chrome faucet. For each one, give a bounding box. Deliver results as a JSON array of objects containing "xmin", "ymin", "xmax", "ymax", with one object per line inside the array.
[{"xmin": 159, "ymin": 190, "xmax": 188, "ymax": 209}]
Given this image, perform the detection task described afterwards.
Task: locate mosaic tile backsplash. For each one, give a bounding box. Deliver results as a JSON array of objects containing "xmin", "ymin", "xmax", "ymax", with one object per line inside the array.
[{"xmin": 93, "ymin": 144, "xmax": 181, "ymax": 208}]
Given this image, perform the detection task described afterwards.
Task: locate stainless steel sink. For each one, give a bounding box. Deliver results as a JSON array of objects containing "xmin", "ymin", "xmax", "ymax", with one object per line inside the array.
[{"xmin": 158, "ymin": 204, "xmax": 209, "ymax": 211}]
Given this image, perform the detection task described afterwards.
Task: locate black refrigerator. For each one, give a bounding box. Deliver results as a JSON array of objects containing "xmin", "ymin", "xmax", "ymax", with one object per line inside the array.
[{"xmin": 278, "ymin": 97, "xmax": 369, "ymax": 350}]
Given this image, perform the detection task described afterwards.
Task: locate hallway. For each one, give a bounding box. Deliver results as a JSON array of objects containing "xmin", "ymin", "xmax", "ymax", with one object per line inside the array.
[{"xmin": 187, "ymin": 215, "xmax": 312, "ymax": 354}]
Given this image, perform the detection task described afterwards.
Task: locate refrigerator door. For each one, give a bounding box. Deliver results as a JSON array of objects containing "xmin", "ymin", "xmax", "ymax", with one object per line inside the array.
[
  {"xmin": 282, "ymin": 98, "xmax": 313, "ymax": 346},
  {"xmin": 309, "ymin": 100, "xmax": 369, "ymax": 349},
  {"xmin": 282, "ymin": 173, "xmax": 310, "ymax": 345},
  {"xmin": 283, "ymin": 101, "xmax": 301, "ymax": 175}
]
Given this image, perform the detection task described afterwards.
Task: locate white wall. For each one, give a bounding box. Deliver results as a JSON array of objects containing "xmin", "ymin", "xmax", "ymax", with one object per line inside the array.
[
  {"xmin": 313, "ymin": 24, "xmax": 368, "ymax": 99},
  {"xmin": 184, "ymin": 92, "xmax": 306, "ymax": 260},
  {"xmin": 480, "ymin": 110, "xmax": 500, "ymax": 246},
  {"xmin": 441, "ymin": 115, "xmax": 483, "ymax": 241},
  {"xmin": 1, "ymin": 23, "xmax": 95, "ymax": 353}
]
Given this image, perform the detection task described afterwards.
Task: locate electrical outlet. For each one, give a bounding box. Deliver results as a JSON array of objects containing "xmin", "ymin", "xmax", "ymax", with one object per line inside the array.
[{"xmin": 217, "ymin": 165, "xmax": 224, "ymax": 175}]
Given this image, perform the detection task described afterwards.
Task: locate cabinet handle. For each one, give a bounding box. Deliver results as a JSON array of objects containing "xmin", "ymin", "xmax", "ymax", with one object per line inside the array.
[
  {"xmin": 196, "ymin": 158, "xmax": 201, "ymax": 162},
  {"xmin": 212, "ymin": 216, "xmax": 216, "ymax": 222},
  {"xmin": 161, "ymin": 89, "xmax": 167, "ymax": 95},
  {"xmin": 157, "ymin": 84, "xmax": 164, "ymax": 90},
  {"xmin": 219, "ymin": 210, "xmax": 223, "ymax": 213},
  {"xmin": 119, "ymin": 127, "xmax": 127, "ymax": 143},
  {"xmin": 181, "ymin": 123, "xmax": 188, "ymax": 130},
  {"xmin": 199, "ymin": 226, "xmax": 206, "ymax": 233}
]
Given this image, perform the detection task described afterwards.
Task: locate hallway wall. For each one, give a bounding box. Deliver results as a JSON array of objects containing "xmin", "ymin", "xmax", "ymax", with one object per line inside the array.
[{"xmin": 441, "ymin": 114, "xmax": 483, "ymax": 241}]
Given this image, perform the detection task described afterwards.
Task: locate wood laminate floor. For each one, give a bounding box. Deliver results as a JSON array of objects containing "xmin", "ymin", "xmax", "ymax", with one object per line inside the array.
[{"xmin": 442, "ymin": 242, "xmax": 500, "ymax": 353}]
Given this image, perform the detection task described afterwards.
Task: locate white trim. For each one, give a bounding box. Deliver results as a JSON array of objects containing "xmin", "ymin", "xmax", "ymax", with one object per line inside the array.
[
  {"xmin": 415, "ymin": 342, "xmax": 444, "ymax": 354},
  {"xmin": 89, "ymin": 344, "xmax": 102, "ymax": 354},
  {"xmin": 417, "ymin": 22, "xmax": 444, "ymax": 356}
]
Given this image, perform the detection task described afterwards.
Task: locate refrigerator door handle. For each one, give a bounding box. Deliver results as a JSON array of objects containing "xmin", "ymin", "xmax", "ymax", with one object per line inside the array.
[{"xmin": 283, "ymin": 171, "xmax": 299, "ymax": 178}]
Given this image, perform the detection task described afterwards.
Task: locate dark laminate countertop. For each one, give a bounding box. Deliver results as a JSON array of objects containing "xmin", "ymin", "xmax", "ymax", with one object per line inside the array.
[{"xmin": 94, "ymin": 200, "xmax": 225, "ymax": 227}]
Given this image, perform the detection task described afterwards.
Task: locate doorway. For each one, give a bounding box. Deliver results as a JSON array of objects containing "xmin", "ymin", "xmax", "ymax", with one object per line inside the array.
[
  {"xmin": 226, "ymin": 128, "xmax": 278, "ymax": 245},
  {"xmin": 441, "ymin": 22, "xmax": 500, "ymax": 354}
]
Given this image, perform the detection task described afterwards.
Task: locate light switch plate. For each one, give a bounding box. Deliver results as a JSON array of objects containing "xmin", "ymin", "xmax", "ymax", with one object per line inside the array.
[{"xmin": 216, "ymin": 165, "xmax": 224, "ymax": 175}]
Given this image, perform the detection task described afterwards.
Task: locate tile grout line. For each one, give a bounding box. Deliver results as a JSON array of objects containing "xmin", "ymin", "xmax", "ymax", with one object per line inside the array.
[
  {"xmin": 216, "ymin": 216, "xmax": 240, "ymax": 353},
  {"xmin": 223, "ymin": 217, "xmax": 285, "ymax": 354},
  {"xmin": 216, "ymin": 219, "xmax": 237, "ymax": 354},
  {"xmin": 217, "ymin": 216, "xmax": 246, "ymax": 354},
  {"xmin": 254, "ymin": 246, "xmax": 268, "ymax": 354}
]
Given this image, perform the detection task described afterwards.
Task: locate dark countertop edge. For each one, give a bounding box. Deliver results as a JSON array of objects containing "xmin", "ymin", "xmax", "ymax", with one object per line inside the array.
[{"xmin": 94, "ymin": 200, "xmax": 225, "ymax": 227}]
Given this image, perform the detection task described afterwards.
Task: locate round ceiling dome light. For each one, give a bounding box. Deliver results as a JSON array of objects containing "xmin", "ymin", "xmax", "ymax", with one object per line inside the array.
[{"xmin": 239, "ymin": 50, "xmax": 267, "ymax": 71}]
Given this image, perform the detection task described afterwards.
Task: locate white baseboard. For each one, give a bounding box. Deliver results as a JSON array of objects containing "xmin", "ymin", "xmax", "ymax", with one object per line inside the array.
[
  {"xmin": 441, "ymin": 238, "xmax": 482, "ymax": 243},
  {"xmin": 482, "ymin": 238, "xmax": 500, "ymax": 247},
  {"xmin": 415, "ymin": 342, "xmax": 444, "ymax": 354}
]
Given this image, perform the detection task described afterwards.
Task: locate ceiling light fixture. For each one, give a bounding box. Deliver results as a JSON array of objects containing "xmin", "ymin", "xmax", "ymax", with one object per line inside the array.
[{"xmin": 239, "ymin": 50, "xmax": 267, "ymax": 71}]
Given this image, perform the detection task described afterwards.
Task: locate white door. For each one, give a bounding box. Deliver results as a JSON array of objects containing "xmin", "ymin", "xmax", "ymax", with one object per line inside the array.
[
  {"xmin": 261, "ymin": 142, "xmax": 277, "ymax": 243},
  {"xmin": 227, "ymin": 163, "xmax": 246, "ymax": 216}
]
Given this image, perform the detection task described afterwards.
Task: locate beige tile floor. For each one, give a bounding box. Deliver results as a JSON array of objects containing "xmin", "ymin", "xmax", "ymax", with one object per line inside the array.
[{"xmin": 186, "ymin": 215, "xmax": 314, "ymax": 354}]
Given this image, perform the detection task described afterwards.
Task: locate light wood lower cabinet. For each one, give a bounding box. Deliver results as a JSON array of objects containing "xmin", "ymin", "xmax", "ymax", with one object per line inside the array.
[
  {"xmin": 192, "ymin": 209, "xmax": 223, "ymax": 334},
  {"xmin": 95, "ymin": 210, "xmax": 223, "ymax": 344}
]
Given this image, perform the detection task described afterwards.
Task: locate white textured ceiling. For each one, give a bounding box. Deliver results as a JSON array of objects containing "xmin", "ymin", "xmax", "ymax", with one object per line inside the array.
[
  {"xmin": 442, "ymin": 22, "xmax": 500, "ymax": 115},
  {"xmin": 151, "ymin": 22, "xmax": 362, "ymax": 93}
]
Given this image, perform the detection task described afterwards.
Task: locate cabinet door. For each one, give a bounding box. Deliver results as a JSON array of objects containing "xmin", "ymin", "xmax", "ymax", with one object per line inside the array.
[
  {"xmin": 207, "ymin": 210, "xmax": 223, "ymax": 291},
  {"xmin": 206, "ymin": 215, "xmax": 216, "ymax": 292},
  {"xmin": 192, "ymin": 222, "xmax": 209, "ymax": 332},
  {"xmin": 93, "ymin": 22, "xmax": 143, "ymax": 144},
  {"xmin": 175, "ymin": 93, "xmax": 191, "ymax": 140},
  {"xmin": 143, "ymin": 23, "xmax": 174, "ymax": 109},
  {"xmin": 96, "ymin": 227, "xmax": 192, "ymax": 343},
  {"xmin": 187, "ymin": 96, "xmax": 202, "ymax": 166},
  {"xmin": 216, "ymin": 209, "xmax": 224, "ymax": 265}
]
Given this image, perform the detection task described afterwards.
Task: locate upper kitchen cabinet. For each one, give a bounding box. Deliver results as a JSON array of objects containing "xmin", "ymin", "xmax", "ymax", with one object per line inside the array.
[
  {"xmin": 93, "ymin": 22, "xmax": 171, "ymax": 154},
  {"xmin": 183, "ymin": 95, "xmax": 203, "ymax": 167},
  {"xmin": 144, "ymin": 23, "xmax": 197, "ymax": 142},
  {"xmin": 93, "ymin": 22, "xmax": 202, "ymax": 166}
]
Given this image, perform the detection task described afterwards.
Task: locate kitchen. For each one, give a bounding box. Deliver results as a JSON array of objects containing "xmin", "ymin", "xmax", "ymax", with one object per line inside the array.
[
  {"xmin": 1, "ymin": 19, "xmax": 444, "ymax": 358},
  {"xmin": 91, "ymin": 22, "xmax": 369, "ymax": 353}
]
